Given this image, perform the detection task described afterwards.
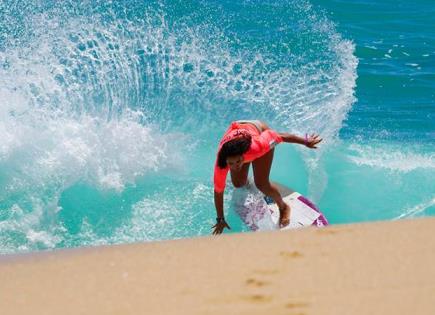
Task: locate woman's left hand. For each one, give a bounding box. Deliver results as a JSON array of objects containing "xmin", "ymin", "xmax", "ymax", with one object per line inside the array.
[
  {"xmin": 212, "ymin": 220, "xmax": 231, "ymax": 235},
  {"xmin": 305, "ymin": 134, "xmax": 322, "ymax": 149}
]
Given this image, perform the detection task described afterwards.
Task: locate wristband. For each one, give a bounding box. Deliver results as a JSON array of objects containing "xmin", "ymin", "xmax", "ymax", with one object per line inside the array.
[
  {"xmin": 216, "ymin": 217, "xmax": 226, "ymax": 223},
  {"xmin": 304, "ymin": 133, "xmax": 308, "ymax": 146}
]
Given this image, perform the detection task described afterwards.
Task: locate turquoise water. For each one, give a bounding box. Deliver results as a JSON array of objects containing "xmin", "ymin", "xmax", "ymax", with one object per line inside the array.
[{"xmin": 0, "ymin": 0, "xmax": 433, "ymax": 254}]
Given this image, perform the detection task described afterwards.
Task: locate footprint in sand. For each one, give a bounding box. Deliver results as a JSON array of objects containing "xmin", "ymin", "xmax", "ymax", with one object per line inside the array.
[
  {"xmin": 241, "ymin": 294, "xmax": 273, "ymax": 303},
  {"xmin": 279, "ymin": 250, "xmax": 303, "ymax": 258},
  {"xmin": 317, "ymin": 227, "xmax": 353, "ymax": 235},
  {"xmin": 285, "ymin": 301, "xmax": 309, "ymax": 309},
  {"xmin": 245, "ymin": 278, "xmax": 269, "ymax": 287}
]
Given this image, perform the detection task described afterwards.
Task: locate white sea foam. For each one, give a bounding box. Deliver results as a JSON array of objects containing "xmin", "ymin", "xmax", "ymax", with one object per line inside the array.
[
  {"xmin": 394, "ymin": 197, "xmax": 435, "ymax": 220},
  {"xmin": 0, "ymin": 202, "xmax": 66, "ymax": 253},
  {"xmin": 348, "ymin": 144, "xmax": 435, "ymax": 172},
  {"xmin": 119, "ymin": 182, "xmax": 211, "ymax": 238}
]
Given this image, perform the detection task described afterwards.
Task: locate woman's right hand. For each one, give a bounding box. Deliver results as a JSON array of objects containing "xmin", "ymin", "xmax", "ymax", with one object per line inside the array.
[
  {"xmin": 305, "ymin": 133, "xmax": 322, "ymax": 149},
  {"xmin": 212, "ymin": 220, "xmax": 231, "ymax": 235}
]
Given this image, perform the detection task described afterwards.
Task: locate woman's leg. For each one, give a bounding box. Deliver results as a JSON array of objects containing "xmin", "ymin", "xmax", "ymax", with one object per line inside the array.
[
  {"xmin": 252, "ymin": 149, "xmax": 291, "ymax": 227},
  {"xmin": 237, "ymin": 120, "xmax": 270, "ymax": 133},
  {"xmin": 230, "ymin": 162, "xmax": 251, "ymax": 188}
]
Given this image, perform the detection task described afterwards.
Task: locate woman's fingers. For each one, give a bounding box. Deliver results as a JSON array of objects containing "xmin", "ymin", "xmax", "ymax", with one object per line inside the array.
[
  {"xmin": 212, "ymin": 222, "xmax": 230, "ymax": 235},
  {"xmin": 211, "ymin": 223, "xmax": 219, "ymax": 235},
  {"xmin": 305, "ymin": 134, "xmax": 322, "ymax": 149},
  {"xmin": 310, "ymin": 135, "xmax": 322, "ymax": 144}
]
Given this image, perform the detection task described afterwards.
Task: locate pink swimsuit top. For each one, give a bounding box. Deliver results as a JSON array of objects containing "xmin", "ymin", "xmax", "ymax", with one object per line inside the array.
[{"xmin": 213, "ymin": 122, "xmax": 283, "ymax": 193}]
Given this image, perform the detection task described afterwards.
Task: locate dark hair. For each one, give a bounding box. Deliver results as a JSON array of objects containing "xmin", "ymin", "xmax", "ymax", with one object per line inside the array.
[{"xmin": 217, "ymin": 136, "xmax": 252, "ymax": 169}]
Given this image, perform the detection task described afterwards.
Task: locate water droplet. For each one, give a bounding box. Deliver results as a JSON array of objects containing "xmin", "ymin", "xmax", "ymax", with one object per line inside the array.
[
  {"xmin": 183, "ymin": 63, "xmax": 194, "ymax": 72},
  {"xmin": 77, "ymin": 43, "xmax": 86, "ymax": 51},
  {"xmin": 233, "ymin": 63, "xmax": 242, "ymax": 74}
]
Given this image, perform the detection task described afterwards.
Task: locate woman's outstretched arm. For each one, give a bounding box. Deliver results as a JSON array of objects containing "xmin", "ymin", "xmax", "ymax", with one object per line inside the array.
[{"xmin": 278, "ymin": 132, "xmax": 322, "ymax": 148}]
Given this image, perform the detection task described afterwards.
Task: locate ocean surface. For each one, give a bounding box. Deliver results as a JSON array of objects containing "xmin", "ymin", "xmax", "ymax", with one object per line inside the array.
[{"xmin": 0, "ymin": 0, "xmax": 434, "ymax": 254}]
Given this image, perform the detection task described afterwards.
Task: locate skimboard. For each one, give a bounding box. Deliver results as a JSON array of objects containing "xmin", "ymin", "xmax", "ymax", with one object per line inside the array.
[{"xmin": 232, "ymin": 180, "xmax": 328, "ymax": 231}]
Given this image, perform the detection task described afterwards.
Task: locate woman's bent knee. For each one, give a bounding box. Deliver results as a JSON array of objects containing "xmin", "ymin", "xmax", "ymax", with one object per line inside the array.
[{"xmin": 232, "ymin": 179, "xmax": 248, "ymax": 188}]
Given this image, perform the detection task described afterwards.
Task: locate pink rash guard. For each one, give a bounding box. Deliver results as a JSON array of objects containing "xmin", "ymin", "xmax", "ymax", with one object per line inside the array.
[{"xmin": 213, "ymin": 122, "xmax": 283, "ymax": 193}]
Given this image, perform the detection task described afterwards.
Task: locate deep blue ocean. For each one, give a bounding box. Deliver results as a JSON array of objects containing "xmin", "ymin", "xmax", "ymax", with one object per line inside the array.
[{"xmin": 0, "ymin": 0, "xmax": 434, "ymax": 254}]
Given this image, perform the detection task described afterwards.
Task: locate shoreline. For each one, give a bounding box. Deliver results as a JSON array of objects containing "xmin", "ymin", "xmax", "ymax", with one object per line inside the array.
[{"xmin": 1, "ymin": 217, "xmax": 434, "ymax": 314}]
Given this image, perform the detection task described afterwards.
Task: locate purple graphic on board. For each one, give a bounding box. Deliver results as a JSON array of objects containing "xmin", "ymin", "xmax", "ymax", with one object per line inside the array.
[{"xmin": 297, "ymin": 195, "xmax": 329, "ymax": 227}]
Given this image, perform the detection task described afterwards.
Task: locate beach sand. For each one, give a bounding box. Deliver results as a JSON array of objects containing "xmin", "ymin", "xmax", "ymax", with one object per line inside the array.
[{"xmin": 1, "ymin": 217, "xmax": 434, "ymax": 314}]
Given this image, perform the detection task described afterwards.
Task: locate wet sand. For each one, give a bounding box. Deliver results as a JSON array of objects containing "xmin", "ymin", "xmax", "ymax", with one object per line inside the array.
[{"xmin": 1, "ymin": 217, "xmax": 434, "ymax": 315}]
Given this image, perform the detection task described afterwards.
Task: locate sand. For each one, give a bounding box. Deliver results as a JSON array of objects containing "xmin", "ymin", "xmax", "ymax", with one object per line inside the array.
[{"xmin": 1, "ymin": 217, "xmax": 434, "ymax": 315}]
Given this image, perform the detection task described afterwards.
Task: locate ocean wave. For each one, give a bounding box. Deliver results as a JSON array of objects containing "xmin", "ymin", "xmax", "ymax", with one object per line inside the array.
[{"xmin": 0, "ymin": 0, "xmax": 358, "ymax": 253}]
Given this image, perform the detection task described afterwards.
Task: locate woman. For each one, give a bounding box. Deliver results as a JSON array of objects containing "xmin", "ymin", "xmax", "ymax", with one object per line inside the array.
[{"xmin": 212, "ymin": 120, "xmax": 322, "ymax": 235}]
